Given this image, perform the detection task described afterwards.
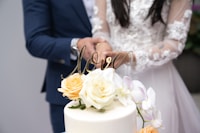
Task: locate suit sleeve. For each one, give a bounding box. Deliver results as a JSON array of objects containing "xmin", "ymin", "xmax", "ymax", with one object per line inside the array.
[{"xmin": 22, "ymin": 0, "xmax": 72, "ymax": 66}]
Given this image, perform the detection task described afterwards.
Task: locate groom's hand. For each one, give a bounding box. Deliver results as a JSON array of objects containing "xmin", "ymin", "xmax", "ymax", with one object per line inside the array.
[{"xmin": 77, "ymin": 37, "xmax": 105, "ymax": 61}]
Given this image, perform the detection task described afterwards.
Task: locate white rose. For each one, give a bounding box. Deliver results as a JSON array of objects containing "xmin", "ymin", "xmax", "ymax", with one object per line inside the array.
[{"xmin": 79, "ymin": 68, "xmax": 119, "ymax": 110}]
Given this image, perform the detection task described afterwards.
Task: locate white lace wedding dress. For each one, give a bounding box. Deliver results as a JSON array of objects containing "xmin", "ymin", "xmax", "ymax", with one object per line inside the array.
[{"xmin": 92, "ymin": 0, "xmax": 200, "ymax": 133}]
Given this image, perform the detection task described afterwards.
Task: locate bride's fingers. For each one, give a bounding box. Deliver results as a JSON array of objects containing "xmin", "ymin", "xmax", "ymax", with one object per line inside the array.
[
  {"xmin": 105, "ymin": 52, "xmax": 128, "ymax": 68},
  {"xmin": 92, "ymin": 52, "xmax": 106, "ymax": 68}
]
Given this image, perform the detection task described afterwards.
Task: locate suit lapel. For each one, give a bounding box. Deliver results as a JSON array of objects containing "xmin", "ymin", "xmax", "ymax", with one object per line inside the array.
[{"xmin": 71, "ymin": 0, "xmax": 91, "ymax": 31}]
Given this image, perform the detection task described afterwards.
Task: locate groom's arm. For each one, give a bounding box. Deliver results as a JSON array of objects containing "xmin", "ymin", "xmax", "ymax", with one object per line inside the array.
[{"xmin": 22, "ymin": 0, "xmax": 74, "ymax": 66}]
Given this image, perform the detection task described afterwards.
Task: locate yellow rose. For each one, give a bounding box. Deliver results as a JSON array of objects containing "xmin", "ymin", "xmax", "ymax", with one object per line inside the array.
[
  {"xmin": 138, "ymin": 126, "xmax": 158, "ymax": 133},
  {"xmin": 58, "ymin": 73, "xmax": 84, "ymax": 100}
]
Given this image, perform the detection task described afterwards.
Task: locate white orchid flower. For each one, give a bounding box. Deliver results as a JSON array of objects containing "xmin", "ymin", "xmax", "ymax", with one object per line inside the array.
[
  {"xmin": 151, "ymin": 109, "xmax": 162, "ymax": 128},
  {"xmin": 130, "ymin": 80, "xmax": 147, "ymax": 103},
  {"xmin": 140, "ymin": 107, "xmax": 162, "ymax": 128},
  {"xmin": 116, "ymin": 76, "xmax": 134, "ymax": 106},
  {"xmin": 142, "ymin": 87, "xmax": 156, "ymax": 110}
]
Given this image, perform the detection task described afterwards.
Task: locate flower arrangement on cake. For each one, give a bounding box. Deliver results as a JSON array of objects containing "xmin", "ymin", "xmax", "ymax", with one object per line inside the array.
[{"xmin": 58, "ymin": 48, "xmax": 163, "ymax": 132}]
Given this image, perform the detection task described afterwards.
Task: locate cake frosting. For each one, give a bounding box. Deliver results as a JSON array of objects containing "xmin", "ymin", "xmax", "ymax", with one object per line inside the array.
[{"xmin": 64, "ymin": 101, "xmax": 137, "ymax": 133}]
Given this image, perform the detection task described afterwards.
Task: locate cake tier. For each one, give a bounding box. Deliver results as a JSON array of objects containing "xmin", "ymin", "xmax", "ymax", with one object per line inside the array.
[{"xmin": 64, "ymin": 101, "xmax": 137, "ymax": 133}]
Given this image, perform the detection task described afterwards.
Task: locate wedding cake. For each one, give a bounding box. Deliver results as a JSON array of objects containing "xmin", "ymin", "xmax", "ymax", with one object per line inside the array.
[
  {"xmin": 58, "ymin": 67, "xmax": 162, "ymax": 133},
  {"xmin": 64, "ymin": 101, "xmax": 137, "ymax": 133}
]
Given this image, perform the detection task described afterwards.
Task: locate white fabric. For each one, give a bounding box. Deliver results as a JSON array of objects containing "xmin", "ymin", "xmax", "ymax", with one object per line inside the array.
[
  {"xmin": 91, "ymin": 0, "xmax": 200, "ymax": 133},
  {"xmin": 82, "ymin": 0, "xmax": 95, "ymax": 19}
]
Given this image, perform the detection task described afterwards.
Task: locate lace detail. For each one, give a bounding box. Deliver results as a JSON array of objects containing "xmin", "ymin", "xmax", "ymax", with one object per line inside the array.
[
  {"xmin": 165, "ymin": 10, "xmax": 192, "ymax": 52},
  {"xmin": 92, "ymin": 0, "xmax": 193, "ymax": 73},
  {"xmin": 92, "ymin": 6, "xmax": 102, "ymax": 34}
]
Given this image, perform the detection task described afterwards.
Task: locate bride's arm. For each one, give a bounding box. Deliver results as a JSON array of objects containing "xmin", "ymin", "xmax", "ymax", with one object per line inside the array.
[
  {"xmin": 91, "ymin": 0, "xmax": 113, "ymax": 67},
  {"xmin": 132, "ymin": 0, "xmax": 193, "ymax": 72},
  {"xmin": 92, "ymin": 0, "xmax": 110, "ymax": 42},
  {"xmin": 92, "ymin": 0, "xmax": 193, "ymax": 72}
]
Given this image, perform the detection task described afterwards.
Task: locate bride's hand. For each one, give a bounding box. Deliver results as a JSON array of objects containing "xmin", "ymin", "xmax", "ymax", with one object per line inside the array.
[
  {"xmin": 106, "ymin": 51, "xmax": 130, "ymax": 69},
  {"xmin": 94, "ymin": 42, "xmax": 112, "ymax": 68}
]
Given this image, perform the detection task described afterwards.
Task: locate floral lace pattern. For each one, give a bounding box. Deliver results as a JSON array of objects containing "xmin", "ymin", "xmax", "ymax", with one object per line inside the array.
[{"xmin": 92, "ymin": 0, "xmax": 192, "ymax": 73}]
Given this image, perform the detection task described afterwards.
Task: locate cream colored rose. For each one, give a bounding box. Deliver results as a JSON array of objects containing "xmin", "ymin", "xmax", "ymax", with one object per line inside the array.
[
  {"xmin": 58, "ymin": 73, "xmax": 84, "ymax": 100},
  {"xmin": 138, "ymin": 126, "xmax": 158, "ymax": 133},
  {"xmin": 79, "ymin": 68, "xmax": 120, "ymax": 110}
]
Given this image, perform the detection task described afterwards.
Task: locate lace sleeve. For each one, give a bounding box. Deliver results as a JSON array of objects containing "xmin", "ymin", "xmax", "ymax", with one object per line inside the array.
[
  {"xmin": 134, "ymin": 0, "xmax": 192, "ymax": 72},
  {"xmin": 91, "ymin": 0, "xmax": 110, "ymax": 42},
  {"xmin": 92, "ymin": 0, "xmax": 193, "ymax": 72}
]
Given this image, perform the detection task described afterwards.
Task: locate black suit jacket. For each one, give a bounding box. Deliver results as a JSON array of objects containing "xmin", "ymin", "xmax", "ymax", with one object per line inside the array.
[{"xmin": 22, "ymin": 0, "xmax": 92, "ymax": 105}]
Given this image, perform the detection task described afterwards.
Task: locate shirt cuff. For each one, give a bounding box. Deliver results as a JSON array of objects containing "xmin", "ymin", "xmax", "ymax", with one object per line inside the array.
[{"xmin": 70, "ymin": 38, "xmax": 80, "ymax": 60}]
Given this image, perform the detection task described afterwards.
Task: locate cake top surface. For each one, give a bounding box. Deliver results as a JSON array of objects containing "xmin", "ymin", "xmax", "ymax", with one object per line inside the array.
[{"xmin": 65, "ymin": 101, "xmax": 136, "ymax": 121}]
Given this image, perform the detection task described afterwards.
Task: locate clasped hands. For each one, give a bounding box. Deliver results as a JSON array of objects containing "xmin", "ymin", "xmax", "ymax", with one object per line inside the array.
[{"xmin": 77, "ymin": 37, "xmax": 131, "ymax": 69}]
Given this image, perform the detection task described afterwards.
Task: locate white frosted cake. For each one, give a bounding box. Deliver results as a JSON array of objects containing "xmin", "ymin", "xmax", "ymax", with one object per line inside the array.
[
  {"xmin": 64, "ymin": 101, "xmax": 137, "ymax": 133},
  {"xmin": 59, "ymin": 68, "xmax": 162, "ymax": 133}
]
